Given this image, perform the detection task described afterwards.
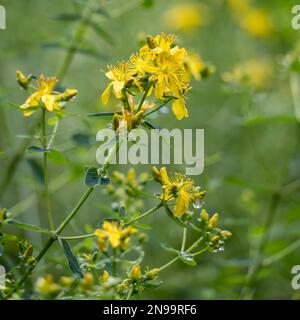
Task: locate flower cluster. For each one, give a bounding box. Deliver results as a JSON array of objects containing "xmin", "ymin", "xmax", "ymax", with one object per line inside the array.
[{"xmin": 101, "ymin": 33, "xmax": 212, "ymax": 122}]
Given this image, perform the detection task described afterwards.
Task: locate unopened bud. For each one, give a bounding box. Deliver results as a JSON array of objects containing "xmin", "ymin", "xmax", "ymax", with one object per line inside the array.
[
  {"xmin": 16, "ymin": 70, "xmax": 30, "ymax": 90},
  {"xmin": 200, "ymin": 209, "xmax": 209, "ymax": 221},
  {"xmin": 151, "ymin": 166, "xmax": 162, "ymax": 183},
  {"xmin": 220, "ymin": 230, "xmax": 232, "ymax": 239},
  {"xmin": 130, "ymin": 264, "xmax": 141, "ymax": 281},
  {"xmin": 145, "ymin": 268, "xmax": 160, "ymax": 280},
  {"xmin": 146, "ymin": 35, "xmax": 156, "ymax": 49},
  {"xmin": 112, "ymin": 114, "xmax": 120, "ymax": 131},
  {"xmin": 209, "ymin": 213, "xmax": 219, "ymax": 227},
  {"xmin": 101, "ymin": 270, "xmax": 109, "ymax": 283}
]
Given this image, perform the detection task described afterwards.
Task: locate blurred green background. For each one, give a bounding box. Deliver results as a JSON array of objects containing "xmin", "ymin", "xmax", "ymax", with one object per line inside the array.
[{"xmin": 1, "ymin": 0, "xmax": 300, "ymax": 299}]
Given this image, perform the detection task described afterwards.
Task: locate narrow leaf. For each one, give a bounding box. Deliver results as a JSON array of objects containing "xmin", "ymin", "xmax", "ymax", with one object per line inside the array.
[
  {"xmin": 7, "ymin": 219, "xmax": 51, "ymax": 235},
  {"xmin": 58, "ymin": 237, "xmax": 83, "ymax": 278}
]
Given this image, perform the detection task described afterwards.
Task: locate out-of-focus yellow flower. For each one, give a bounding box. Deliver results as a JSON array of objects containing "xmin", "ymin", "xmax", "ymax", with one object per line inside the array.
[
  {"xmin": 95, "ymin": 221, "xmax": 137, "ymax": 251},
  {"xmin": 130, "ymin": 264, "xmax": 141, "ymax": 281},
  {"xmin": 35, "ymin": 274, "xmax": 60, "ymax": 295},
  {"xmin": 152, "ymin": 166, "xmax": 206, "ymax": 217},
  {"xmin": 19, "ymin": 74, "xmax": 78, "ymax": 117},
  {"xmin": 241, "ymin": 9, "xmax": 273, "ymax": 38},
  {"xmin": 228, "ymin": 0, "xmax": 251, "ymax": 15},
  {"xmin": 101, "ymin": 270, "xmax": 110, "ymax": 283},
  {"xmin": 164, "ymin": 4, "xmax": 209, "ymax": 31},
  {"xmin": 227, "ymin": 0, "xmax": 273, "ymax": 38},
  {"xmin": 82, "ymin": 272, "xmax": 94, "ymax": 289},
  {"xmin": 59, "ymin": 276, "xmax": 73, "ymax": 287},
  {"xmin": 222, "ymin": 59, "xmax": 273, "ymax": 90}
]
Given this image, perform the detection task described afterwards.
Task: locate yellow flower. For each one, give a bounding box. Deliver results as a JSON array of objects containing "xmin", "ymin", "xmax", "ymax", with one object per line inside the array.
[
  {"xmin": 101, "ymin": 34, "xmax": 200, "ymax": 121},
  {"xmin": 20, "ymin": 74, "xmax": 78, "ymax": 117},
  {"xmin": 130, "ymin": 265, "xmax": 141, "ymax": 281},
  {"xmin": 95, "ymin": 221, "xmax": 137, "ymax": 251},
  {"xmin": 240, "ymin": 9, "xmax": 273, "ymax": 38},
  {"xmin": 101, "ymin": 270, "xmax": 110, "ymax": 283},
  {"xmin": 82, "ymin": 272, "xmax": 94, "ymax": 289},
  {"xmin": 152, "ymin": 166, "xmax": 206, "ymax": 217},
  {"xmin": 227, "ymin": 1, "xmax": 273, "ymax": 38},
  {"xmin": 222, "ymin": 59, "xmax": 272, "ymax": 90},
  {"xmin": 164, "ymin": 4, "xmax": 208, "ymax": 31},
  {"xmin": 35, "ymin": 274, "xmax": 60, "ymax": 295},
  {"xmin": 101, "ymin": 62, "xmax": 137, "ymax": 105}
]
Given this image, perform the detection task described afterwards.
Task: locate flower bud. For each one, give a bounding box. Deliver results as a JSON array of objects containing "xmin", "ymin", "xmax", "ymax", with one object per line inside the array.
[
  {"xmin": 151, "ymin": 166, "xmax": 162, "ymax": 183},
  {"xmin": 200, "ymin": 209, "xmax": 209, "ymax": 221},
  {"xmin": 101, "ymin": 270, "xmax": 109, "ymax": 283},
  {"xmin": 146, "ymin": 35, "xmax": 156, "ymax": 49},
  {"xmin": 130, "ymin": 264, "xmax": 141, "ymax": 281},
  {"xmin": 16, "ymin": 70, "xmax": 30, "ymax": 90},
  {"xmin": 60, "ymin": 89, "xmax": 78, "ymax": 101},
  {"xmin": 220, "ymin": 230, "xmax": 232, "ymax": 239},
  {"xmin": 82, "ymin": 272, "xmax": 94, "ymax": 289},
  {"xmin": 112, "ymin": 114, "xmax": 120, "ymax": 131},
  {"xmin": 210, "ymin": 235, "xmax": 220, "ymax": 244},
  {"xmin": 209, "ymin": 213, "xmax": 219, "ymax": 227},
  {"xmin": 145, "ymin": 268, "xmax": 160, "ymax": 280}
]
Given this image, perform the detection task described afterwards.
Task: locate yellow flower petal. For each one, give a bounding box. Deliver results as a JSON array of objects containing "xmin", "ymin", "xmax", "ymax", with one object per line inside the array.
[
  {"xmin": 101, "ymin": 82, "xmax": 113, "ymax": 105},
  {"xmin": 173, "ymin": 189, "xmax": 190, "ymax": 217},
  {"xmin": 160, "ymin": 167, "xmax": 171, "ymax": 185},
  {"xmin": 172, "ymin": 97, "xmax": 188, "ymax": 120},
  {"xmin": 41, "ymin": 94, "xmax": 56, "ymax": 112}
]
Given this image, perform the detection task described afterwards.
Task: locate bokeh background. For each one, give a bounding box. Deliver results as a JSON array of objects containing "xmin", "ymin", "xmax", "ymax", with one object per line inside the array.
[{"xmin": 1, "ymin": 0, "xmax": 300, "ymax": 299}]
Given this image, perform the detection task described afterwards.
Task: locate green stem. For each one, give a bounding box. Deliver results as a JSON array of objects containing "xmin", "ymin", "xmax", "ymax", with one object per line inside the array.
[
  {"xmin": 136, "ymin": 85, "xmax": 152, "ymax": 112},
  {"xmin": 41, "ymin": 109, "xmax": 54, "ymax": 230},
  {"xmin": 158, "ymin": 237, "xmax": 205, "ymax": 272},
  {"xmin": 57, "ymin": 0, "xmax": 95, "ymax": 79},
  {"xmin": 240, "ymin": 192, "xmax": 280, "ymax": 300},
  {"xmin": 144, "ymin": 97, "xmax": 174, "ymax": 117},
  {"xmin": 122, "ymin": 203, "xmax": 163, "ymax": 226},
  {"xmin": 60, "ymin": 233, "xmax": 95, "ymax": 241},
  {"xmin": 181, "ymin": 227, "xmax": 187, "ymax": 252}
]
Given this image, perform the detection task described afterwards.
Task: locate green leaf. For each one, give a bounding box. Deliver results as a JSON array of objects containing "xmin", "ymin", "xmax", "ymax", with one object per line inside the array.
[
  {"xmin": 1, "ymin": 234, "xmax": 18, "ymax": 241},
  {"xmin": 164, "ymin": 206, "xmax": 186, "ymax": 227},
  {"xmin": 161, "ymin": 243, "xmax": 180, "ymax": 255},
  {"xmin": 0, "ymin": 244, "xmax": 3, "ymax": 256},
  {"xmin": 144, "ymin": 280, "xmax": 163, "ymax": 289},
  {"xmin": 53, "ymin": 13, "xmax": 82, "ymax": 22},
  {"xmin": 132, "ymin": 223, "xmax": 152, "ymax": 230},
  {"xmin": 7, "ymin": 219, "xmax": 51, "ymax": 235},
  {"xmin": 84, "ymin": 167, "xmax": 100, "ymax": 187},
  {"xmin": 72, "ymin": 133, "xmax": 94, "ymax": 146},
  {"xmin": 100, "ymin": 176, "xmax": 110, "ymax": 185},
  {"xmin": 58, "ymin": 237, "xmax": 83, "ymax": 278},
  {"xmin": 179, "ymin": 252, "xmax": 197, "ymax": 266},
  {"xmin": 88, "ymin": 112, "xmax": 116, "ymax": 118},
  {"xmin": 27, "ymin": 159, "xmax": 44, "ymax": 184},
  {"xmin": 48, "ymin": 149, "xmax": 65, "ymax": 165},
  {"xmin": 27, "ymin": 146, "xmax": 49, "ymax": 153}
]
